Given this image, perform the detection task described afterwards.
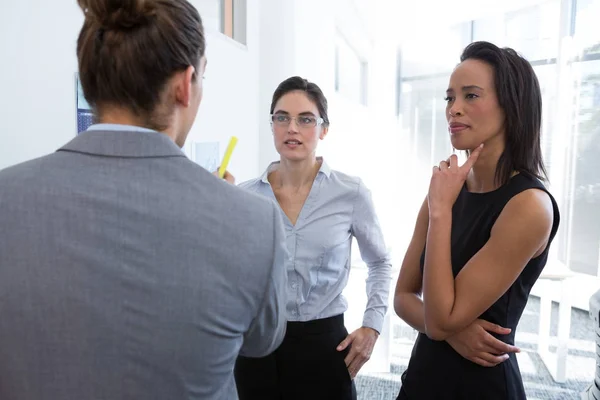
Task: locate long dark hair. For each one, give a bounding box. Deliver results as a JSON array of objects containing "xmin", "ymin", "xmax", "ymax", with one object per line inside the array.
[{"xmin": 461, "ymin": 41, "xmax": 547, "ymax": 184}]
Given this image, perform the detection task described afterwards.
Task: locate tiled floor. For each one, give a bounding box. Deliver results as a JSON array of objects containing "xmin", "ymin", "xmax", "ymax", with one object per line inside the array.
[{"xmin": 354, "ymin": 296, "xmax": 597, "ymax": 399}]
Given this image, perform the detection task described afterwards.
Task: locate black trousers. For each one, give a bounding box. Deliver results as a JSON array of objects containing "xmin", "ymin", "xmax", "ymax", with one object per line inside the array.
[{"xmin": 234, "ymin": 314, "xmax": 357, "ymax": 400}]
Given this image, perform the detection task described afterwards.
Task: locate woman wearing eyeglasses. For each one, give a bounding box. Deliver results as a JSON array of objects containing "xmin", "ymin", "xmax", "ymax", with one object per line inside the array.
[{"xmin": 234, "ymin": 76, "xmax": 392, "ymax": 400}]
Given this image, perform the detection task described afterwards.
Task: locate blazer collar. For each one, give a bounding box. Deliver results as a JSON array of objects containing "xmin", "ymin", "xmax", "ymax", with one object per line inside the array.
[{"xmin": 58, "ymin": 130, "xmax": 186, "ymax": 158}]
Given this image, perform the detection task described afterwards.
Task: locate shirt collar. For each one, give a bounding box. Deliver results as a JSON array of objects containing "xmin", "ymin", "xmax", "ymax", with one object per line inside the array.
[
  {"xmin": 260, "ymin": 157, "xmax": 331, "ymax": 184},
  {"xmin": 86, "ymin": 123, "xmax": 158, "ymax": 134}
]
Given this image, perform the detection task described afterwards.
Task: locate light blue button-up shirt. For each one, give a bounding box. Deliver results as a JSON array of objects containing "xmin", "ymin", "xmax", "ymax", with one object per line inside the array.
[{"xmin": 240, "ymin": 158, "xmax": 392, "ymax": 333}]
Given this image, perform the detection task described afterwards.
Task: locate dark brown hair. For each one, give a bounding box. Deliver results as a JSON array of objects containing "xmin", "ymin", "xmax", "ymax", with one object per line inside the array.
[
  {"xmin": 270, "ymin": 76, "xmax": 330, "ymax": 127},
  {"xmin": 77, "ymin": 0, "xmax": 205, "ymax": 130},
  {"xmin": 460, "ymin": 41, "xmax": 547, "ymax": 184}
]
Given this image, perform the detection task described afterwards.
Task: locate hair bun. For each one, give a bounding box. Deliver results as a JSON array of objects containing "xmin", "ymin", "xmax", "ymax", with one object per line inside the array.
[{"xmin": 78, "ymin": 0, "xmax": 156, "ymax": 30}]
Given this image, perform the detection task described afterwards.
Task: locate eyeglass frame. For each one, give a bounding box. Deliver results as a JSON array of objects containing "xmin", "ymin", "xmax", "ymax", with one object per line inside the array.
[{"xmin": 269, "ymin": 113, "xmax": 325, "ymax": 128}]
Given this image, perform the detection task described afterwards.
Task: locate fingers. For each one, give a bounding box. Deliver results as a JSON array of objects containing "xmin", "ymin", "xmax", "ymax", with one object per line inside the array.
[
  {"xmin": 347, "ymin": 358, "xmax": 366, "ymax": 379},
  {"xmin": 484, "ymin": 335, "xmax": 520, "ymax": 354},
  {"xmin": 346, "ymin": 345, "xmax": 369, "ymax": 378},
  {"xmin": 462, "ymin": 143, "xmax": 484, "ymax": 171},
  {"xmin": 222, "ymin": 171, "xmax": 236, "ymax": 184},
  {"xmin": 343, "ymin": 345, "xmax": 359, "ymax": 368},
  {"xmin": 480, "ymin": 351, "xmax": 509, "ymax": 365},
  {"xmin": 336, "ymin": 335, "xmax": 352, "ymax": 352},
  {"xmin": 436, "ymin": 153, "xmax": 460, "ymax": 171},
  {"xmin": 477, "ymin": 320, "xmax": 520, "ymax": 354},
  {"xmin": 448, "ymin": 154, "xmax": 458, "ymax": 168},
  {"xmin": 212, "ymin": 169, "xmax": 235, "ymax": 184},
  {"xmin": 344, "ymin": 339, "xmax": 374, "ymax": 378},
  {"xmin": 472, "ymin": 352, "xmax": 508, "ymax": 367},
  {"xmin": 472, "ymin": 357, "xmax": 495, "ymax": 367},
  {"xmin": 478, "ymin": 320, "xmax": 511, "ymax": 335}
]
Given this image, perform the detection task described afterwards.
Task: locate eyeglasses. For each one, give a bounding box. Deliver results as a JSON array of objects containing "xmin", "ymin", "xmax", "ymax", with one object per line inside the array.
[{"xmin": 270, "ymin": 114, "xmax": 324, "ymax": 128}]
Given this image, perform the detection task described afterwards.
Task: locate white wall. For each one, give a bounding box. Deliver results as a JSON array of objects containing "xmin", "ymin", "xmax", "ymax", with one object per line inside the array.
[
  {"xmin": 189, "ymin": 0, "xmax": 261, "ymax": 182},
  {"xmin": 0, "ymin": 0, "xmax": 261, "ymax": 181},
  {"xmin": 256, "ymin": 0, "xmax": 298, "ymax": 170},
  {"xmin": 0, "ymin": 1, "xmax": 82, "ymax": 170}
]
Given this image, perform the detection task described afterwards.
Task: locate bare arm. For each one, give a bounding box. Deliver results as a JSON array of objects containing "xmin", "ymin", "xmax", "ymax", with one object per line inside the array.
[
  {"xmin": 394, "ymin": 197, "xmax": 428, "ymax": 333},
  {"xmin": 395, "ymin": 197, "xmax": 521, "ymax": 366},
  {"xmin": 423, "ymin": 188, "xmax": 554, "ymax": 340}
]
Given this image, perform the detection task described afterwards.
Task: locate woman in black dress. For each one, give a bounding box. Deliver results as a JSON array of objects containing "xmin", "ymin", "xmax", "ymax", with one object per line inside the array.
[{"xmin": 394, "ymin": 41, "xmax": 560, "ymax": 399}]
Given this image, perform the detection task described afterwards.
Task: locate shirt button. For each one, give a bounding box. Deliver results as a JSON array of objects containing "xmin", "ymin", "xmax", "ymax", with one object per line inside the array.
[{"xmin": 291, "ymin": 283, "xmax": 297, "ymax": 289}]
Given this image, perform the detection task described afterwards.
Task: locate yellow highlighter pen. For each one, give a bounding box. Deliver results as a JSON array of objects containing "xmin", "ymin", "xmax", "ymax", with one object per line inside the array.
[{"xmin": 218, "ymin": 136, "xmax": 238, "ymax": 179}]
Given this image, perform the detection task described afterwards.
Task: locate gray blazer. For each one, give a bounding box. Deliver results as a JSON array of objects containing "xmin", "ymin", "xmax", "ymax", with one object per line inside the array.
[{"xmin": 0, "ymin": 129, "xmax": 287, "ymax": 400}]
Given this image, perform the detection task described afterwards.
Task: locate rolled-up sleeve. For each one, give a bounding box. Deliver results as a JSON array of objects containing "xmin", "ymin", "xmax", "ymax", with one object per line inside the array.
[{"xmin": 351, "ymin": 179, "xmax": 392, "ymax": 333}]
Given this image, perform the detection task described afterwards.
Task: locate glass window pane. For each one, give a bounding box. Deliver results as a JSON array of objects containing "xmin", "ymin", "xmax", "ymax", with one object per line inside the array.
[
  {"xmin": 473, "ymin": 0, "xmax": 561, "ymax": 61},
  {"xmin": 400, "ymin": 75, "xmax": 452, "ymax": 169},
  {"xmin": 533, "ymin": 64, "xmax": 558, "ymax": 179},
  {"xmin": 568, "ymin": 59, "xmax": 600, "ymax": 275},
  {"xmin": 401, "ymin": 22, "xmax": 471, "ymax": 78},
  {"xmin": 574, "ymin": 0, "xmax": 600, "ymax": 54}
]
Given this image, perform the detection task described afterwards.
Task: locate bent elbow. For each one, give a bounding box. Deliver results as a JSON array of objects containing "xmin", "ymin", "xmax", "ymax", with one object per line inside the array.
[
  {"xmin": 393, "ymin": 298, "xmax": 402, "ymax": 319},
  {"xmin": 393, "ymin": 293, "xmax": 410, "ymax": 320},
  {"xmin": 424, "ymin": 325, "xmax": 450, "ymax": 341},
  {"xmin": 424, "ymin": 316, "xmax": 452, "ymax": 341}
]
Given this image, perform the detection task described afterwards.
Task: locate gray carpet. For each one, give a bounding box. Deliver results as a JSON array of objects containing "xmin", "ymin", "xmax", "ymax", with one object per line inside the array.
[{"xmin": 354, "ymin": 296, "xmax": 596, "ymax": 399}]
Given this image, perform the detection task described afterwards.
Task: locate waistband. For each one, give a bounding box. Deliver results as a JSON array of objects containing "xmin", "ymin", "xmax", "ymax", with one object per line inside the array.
[{"xmin": 286, "ymin": 314, "xmax": 344, "ymax": 336}]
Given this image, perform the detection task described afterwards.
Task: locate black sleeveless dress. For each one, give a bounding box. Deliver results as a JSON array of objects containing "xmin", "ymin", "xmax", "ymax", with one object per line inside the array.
[{"xmin": 397, "ymin": 173, "xmax": 560, "ymax": 400}]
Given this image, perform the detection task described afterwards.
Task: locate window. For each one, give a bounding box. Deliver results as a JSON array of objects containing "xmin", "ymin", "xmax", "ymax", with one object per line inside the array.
[
  {"xmin": 544, "ymin": 0, "xmax": 600, "ymax": 276},
  {"xmin": 401, "ymin": 22, "xmax": 472, "ymax": 79},
  {"xmin": 473, "ymin": 0, "xmax": 560, "ymax": 62},
  {"xmin": 399, "ymin": 76, "xmax": 453, "ymax": 168},
  {"xmin": 562, "ymin": 58, "xmax": 600, "ymax": 275},
  {"xmin": 334, "ymin": 31, "xmax": 368, "ymax": 105},
  {"xmin": 574, "ymin": 0, "xmax": 600, "ymax": 57},
  {"xmin": 399, "ymin": 0, "xmax": 600, "ymax": 278},
  {"xmin": 223, "ymin": 0, "xmax": 247, "ymax": 45},
  {"xmin": 397, "ymin": 21, "xmax": 473, "ymax": 171},
  {"xmin": 194, "ymin": 0, "xmax": 247, "ymax": 45}
]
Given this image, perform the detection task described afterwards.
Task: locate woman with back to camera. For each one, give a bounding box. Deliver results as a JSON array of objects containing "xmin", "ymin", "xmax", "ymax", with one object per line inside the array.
[
  {"xmin": 394, "ymin": 41, "xmax": 560, "ymax": 399},
  {"xmin": 0, "ymin": 1, "xmax": 285, "ymax": 399},
  {"xmin": 235, "ymin": 76, "xmax": 393, "ymax": 400}
]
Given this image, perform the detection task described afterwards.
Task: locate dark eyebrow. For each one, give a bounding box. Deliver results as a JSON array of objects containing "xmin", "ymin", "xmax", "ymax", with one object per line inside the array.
[
  {"xmin": 461, "ymin": 85, "xmax": 484, "ymax": 91},
  {"xmin": 273, "ymin": 111, "xmax": 317, "ymax": 117},
  {"xmin": 446, "ymin": 85, "xmax": 484, "ymax": 94}
]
